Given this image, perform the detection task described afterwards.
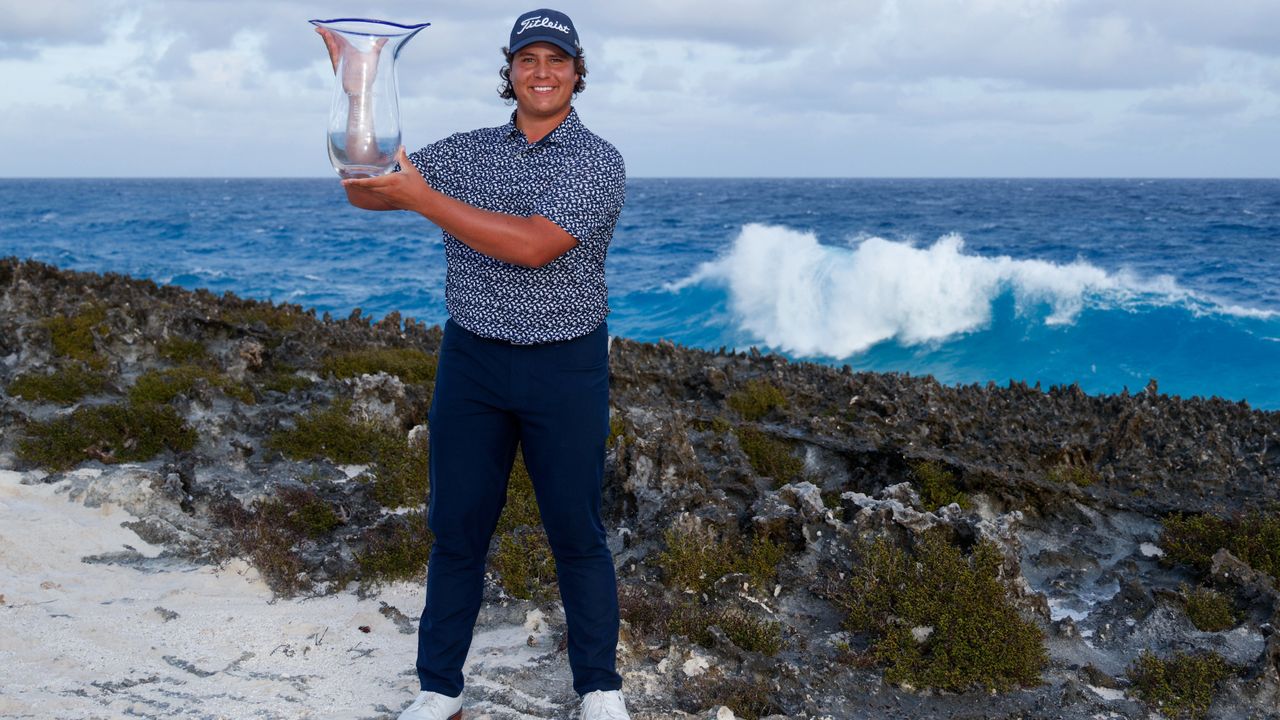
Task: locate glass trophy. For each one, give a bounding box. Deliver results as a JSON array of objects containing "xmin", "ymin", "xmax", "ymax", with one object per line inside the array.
[{"xmin": 310, "ymin": 18, "xmax": 429, "ymax": 178}]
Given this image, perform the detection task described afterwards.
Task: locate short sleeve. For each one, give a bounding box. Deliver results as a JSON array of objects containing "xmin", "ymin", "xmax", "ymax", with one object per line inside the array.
[{"xmin": 532, "ymin": 146, "xmax": 626, "ymax": 245}]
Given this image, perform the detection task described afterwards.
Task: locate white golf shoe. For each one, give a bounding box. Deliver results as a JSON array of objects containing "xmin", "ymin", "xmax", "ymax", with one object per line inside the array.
[
  {"xmin": 397, "ymin": 690, "xmax": 463, "ymax": 720},
  {"xmin": 579, "ymin": 689, "xmax": 630, "ymax": 720}
]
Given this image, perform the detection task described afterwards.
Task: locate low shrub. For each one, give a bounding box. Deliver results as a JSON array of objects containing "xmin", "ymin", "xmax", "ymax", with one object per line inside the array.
[
  {"xmin": 1127, "ymin": 649, "xmax": 1233, "ymax": 720},
  {"xmin": 322, "ymin": 347, "xmax": 438, "ymax": 385},
  {"xmin": 7, "ymin": 363, "xmax": 110, "ymax": 404},
  {"xmin": 912, "ymin": 460, "xmax": 969, "ymax": 511},
  {"xmin": 46, "ymin": 305, "xmax": 108, "ymax": 368},
  {"xmin": 129, "ymin": 365, "xmax": 253, "ymax": 406},
  {"xmin": 735, "ymin": 427, "xmax": 803, "ymax": 485},
  {"xmin": 156, "ymin": 336, "xmax": 208, "ymax": 364},
  {"xmin": 1161, "ymin": 510, "xmax": 1280, "ymax": 581},
  {"xmin": 1181, "ymin": 584, "xmax": 1236, "ymax": 632},
  {"xmin": 676, "ymin": 670, "xmax": 780, "ymax": 720},
  {"xmin": 657, "ymin": 526, "xmax": 785, "ymax": 594},
  {"xmin": 836, "ymin": 528, "xmax": 1047, "ymax": 692},
  {"xmin": 727, "ymin": 379, "xmax": 787, "ymax": 422},
  {"xmin": 17, "ymin": 401, "xmax": 197, "ymax": 470},
  {"xmin": 267, "ymin": 400, "xmax": 387, "ymax": 464},
  {"xmin": 356, "ymin": 514, "xmax": 433, "ymax": 588}
]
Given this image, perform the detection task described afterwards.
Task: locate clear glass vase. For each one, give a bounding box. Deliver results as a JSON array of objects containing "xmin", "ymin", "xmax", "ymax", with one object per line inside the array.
[{"xmin": 310, "ymin": 18, "xmax": 429, "ymax": 179}]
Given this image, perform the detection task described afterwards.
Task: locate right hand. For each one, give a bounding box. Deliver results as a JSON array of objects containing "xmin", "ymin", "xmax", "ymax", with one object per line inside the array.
[{"xmin": 314, "ymin": 26, "xmax": 388, "ymax": 92}]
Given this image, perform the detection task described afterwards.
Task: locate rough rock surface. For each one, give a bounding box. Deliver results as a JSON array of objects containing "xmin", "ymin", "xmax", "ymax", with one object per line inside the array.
[{"xmin": 3, "ymin": 257, "xmax": 1279, "ymax": 719}]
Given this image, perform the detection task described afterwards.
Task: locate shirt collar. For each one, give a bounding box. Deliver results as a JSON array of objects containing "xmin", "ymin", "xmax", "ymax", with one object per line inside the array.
[{"xmin": 504, "ymin": 107, "xmax": 583, "ymax": 146}]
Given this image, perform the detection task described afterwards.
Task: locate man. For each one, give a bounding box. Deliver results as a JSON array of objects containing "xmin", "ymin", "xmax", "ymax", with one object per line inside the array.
[{"xmin": 318, "ymin": 8, "xmax": 629, "ymax": 720}]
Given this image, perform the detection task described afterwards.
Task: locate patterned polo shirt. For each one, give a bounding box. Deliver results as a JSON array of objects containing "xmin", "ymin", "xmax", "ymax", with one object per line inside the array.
[{"xmin": 406, "ymin": 108, "xmax": 626, "ymax": 344}]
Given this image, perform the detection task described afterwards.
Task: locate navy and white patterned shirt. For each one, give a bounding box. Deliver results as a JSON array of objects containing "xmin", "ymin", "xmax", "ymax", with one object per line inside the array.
[{"xmin": 406, "ymin": 108, "xmax": 626, "ymax": 344}]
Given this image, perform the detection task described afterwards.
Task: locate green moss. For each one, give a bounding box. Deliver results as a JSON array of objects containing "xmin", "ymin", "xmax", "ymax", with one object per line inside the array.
[
  {"xmin": 1047, "ymin": 463, "xmax": 1096, "ymax": 487},
  {"xmin": 17, "ymin": 402, "xmax": 198, "ymax": 471},
  {"xmin": 7, "ymin": 363, "xmax": 110, "ymax": 404},
  {"xmin": 727, "ymin": 379, "xmax": 787, "ymax": 421},
  {"xmin": 657, "ymin": 526, "xmax": 784, "ymax": 594},
  {"xmin": 912, "ymin": 460, "xmax": 970, "ymax": 511},
  {"xmin": 1128, "ymin": 649, "xmax": 1233, "ymax": 720},
  {"xmin": 267, "ymin": 400, "xmax": 387, "ymax": 464},
  {"xmin": 129, "ymin": 365, "xmax": 254, "ymax": 406},
  {"xmin": 45, "ymin": 305, "xmax": 108, "ymax": 368},
  {"xmin": 1161, "ymin": 510, "xmax": 1280, "ymax": 581},
  {"xmin": 322, "ymin": 347, "xmax": 437, "ymax": 385},
  {"xmin": 735, "ymin": 426, "xmax": 803, "ymax": 485},
  {"xmin": 1181, "ymin": 584, "xmax": 1236, "ymax": 632},
  {"xmin": 837, "ymin": 528, "xmax": 1047, "ymax": 693},
  {"xmin": 157, "ymin": 336, "xmax": 208, "ymax": 364},
  {"xmin": 356, "ymin": 514, "xmax": 433, "ymax": 588}
]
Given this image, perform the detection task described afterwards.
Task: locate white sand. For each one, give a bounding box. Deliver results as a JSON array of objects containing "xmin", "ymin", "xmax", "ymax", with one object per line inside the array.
[{"xmin": 0, "ymin": 468, "xmax": 579, "ymax": 719}]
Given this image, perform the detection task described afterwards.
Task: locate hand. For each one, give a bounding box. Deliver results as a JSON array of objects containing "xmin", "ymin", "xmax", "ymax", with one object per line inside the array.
[
  {"xmin": 342, "ymin": 147, "xmax": 430, "ymax": 212},
  {"xmin": 314, "ymin": 27, "xmax": 387, "ymax": 92}
]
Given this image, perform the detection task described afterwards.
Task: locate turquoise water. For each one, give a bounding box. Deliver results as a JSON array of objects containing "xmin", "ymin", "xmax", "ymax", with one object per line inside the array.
[{"xmin": 2, "ymin": 178, "xmax": 1278, "ymax": 408}]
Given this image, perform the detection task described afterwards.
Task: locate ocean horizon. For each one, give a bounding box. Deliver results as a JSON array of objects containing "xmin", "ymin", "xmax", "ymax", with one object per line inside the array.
[{"xmin": 4, "ymin": 177, "xmax": 1278, "ymax": 409}]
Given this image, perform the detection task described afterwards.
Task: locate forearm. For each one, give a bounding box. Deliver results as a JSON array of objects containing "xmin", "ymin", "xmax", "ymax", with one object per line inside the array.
[{"xmin": 413, "ymin": 187, "xmax": 574, "ymax": 268}]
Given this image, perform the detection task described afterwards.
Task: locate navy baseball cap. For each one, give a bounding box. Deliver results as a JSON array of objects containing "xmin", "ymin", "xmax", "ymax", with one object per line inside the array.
[{"xmin": 509, "ymin": 9, "xmax": 580, "ymax": 57}]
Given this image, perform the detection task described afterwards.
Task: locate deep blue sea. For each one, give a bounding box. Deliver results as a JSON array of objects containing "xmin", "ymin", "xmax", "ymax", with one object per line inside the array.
[{"xmin": 2, "ymin": 178, "xmax": 1278, "ymax": 409}]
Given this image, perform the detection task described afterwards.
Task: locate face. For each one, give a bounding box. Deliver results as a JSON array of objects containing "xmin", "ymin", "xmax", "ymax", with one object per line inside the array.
[{"xmin": 510, "ymin": 42, "xmax": 578, "ymax": 122}]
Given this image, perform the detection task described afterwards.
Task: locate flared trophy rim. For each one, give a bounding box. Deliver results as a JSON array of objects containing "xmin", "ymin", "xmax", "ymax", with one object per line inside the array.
[{"xmin": 309, "ymin": 18, "xmax": 431, "ymax": 37}]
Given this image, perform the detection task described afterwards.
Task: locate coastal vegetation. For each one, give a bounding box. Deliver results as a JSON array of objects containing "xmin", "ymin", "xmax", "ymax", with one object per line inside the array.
[
  {"xmin": 129, "ymin": 365, "xmax": 254, "ymax": 405},
  {"xmin": 734, "ymin": 426, "xmax": 804, "ymax": 485},
  {"xmin": 17, "ymin": 401, "xmax": 197, "ymax": 470},
  {"xmin": 911, "ymin": 460, "xmax": 970, "ymax": 511},
  {"xmin": 1127, "ymin": 649, "xmax": 1234, "ymax": 720},
  {"xmin": 836, "ymin": 528, "xmax": 1047, "ymax": 692},
  {"xmin": 1180, "ymin": 584, "xmax": 1237, "ymax": 632},
  {"xmin": 727, "ymin": 378, "xmax": 788, "ymax": 421},
  {"xmin": 1160, "ymin": 509, "xmax": 1280, "ymax": 580},
  {"xmin": 491, "ymin": 452, "xmax": 558, "ymax": 601},
  {"xmin": 355, "ymin": 513, "xmax": 433, "ymax": 589},
  {"xmin": 657, "ymin": 525, "xmax": 785, "ymax": 595},
  {"xmin": 7, "ymin": 363, "xmax": 110, "ymax": 404},
  {"xmin": 322, "ymin": 347, "xmax": 438, "ymax": 385}
]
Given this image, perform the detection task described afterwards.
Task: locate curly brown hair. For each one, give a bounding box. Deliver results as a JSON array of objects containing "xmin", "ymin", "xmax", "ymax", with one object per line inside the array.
[{"xmin": 497, "ymin": 46, "xmax": 588, "ymax": 103}]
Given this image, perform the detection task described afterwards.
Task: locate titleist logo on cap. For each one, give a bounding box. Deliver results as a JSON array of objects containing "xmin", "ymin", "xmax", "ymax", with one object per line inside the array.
[{"xmin": 517, "ymin": 16, "xmax": 571, "ymax": 35}]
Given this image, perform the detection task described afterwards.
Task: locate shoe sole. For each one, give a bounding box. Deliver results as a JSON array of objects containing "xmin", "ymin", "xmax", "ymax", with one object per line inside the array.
[{"xmin": 449, "ymin": 713, "xmax": 462, "ymax": 720}]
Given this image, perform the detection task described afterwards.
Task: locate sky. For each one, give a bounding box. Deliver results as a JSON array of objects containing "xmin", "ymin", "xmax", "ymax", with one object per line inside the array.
[{"xmin": 1, "ymin": 0, "xmax": 1279, "ymax": 178}]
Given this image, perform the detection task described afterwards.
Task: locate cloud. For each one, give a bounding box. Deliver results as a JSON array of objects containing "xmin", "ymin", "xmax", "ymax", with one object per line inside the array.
[{"xmin": 1136, "ymin": 85, "xmax": 1252, "ymax": 117}]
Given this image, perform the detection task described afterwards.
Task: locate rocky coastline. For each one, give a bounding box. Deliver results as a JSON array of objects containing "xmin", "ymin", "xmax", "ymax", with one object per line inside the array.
[{"xmin": 2, "ymin": 256, "xmax": 1278, "ymax": 719}]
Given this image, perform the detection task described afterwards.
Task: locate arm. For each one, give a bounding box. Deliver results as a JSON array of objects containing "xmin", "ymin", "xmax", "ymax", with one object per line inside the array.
[{"xmin": 343, "ymin": 147, "xmax": 577, "ymax": 267}]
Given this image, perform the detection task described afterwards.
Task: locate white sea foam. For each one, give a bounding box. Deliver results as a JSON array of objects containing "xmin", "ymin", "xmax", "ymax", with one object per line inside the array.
[{"xmin": 674, "ymin": 224, "xmax": 1274, "ymax": 357}]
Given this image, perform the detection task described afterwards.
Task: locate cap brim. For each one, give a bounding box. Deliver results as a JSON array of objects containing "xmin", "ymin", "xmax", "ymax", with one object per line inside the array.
[{"xmin": 510, "ymin": 36, "xmax": 579, "ymax": 57}]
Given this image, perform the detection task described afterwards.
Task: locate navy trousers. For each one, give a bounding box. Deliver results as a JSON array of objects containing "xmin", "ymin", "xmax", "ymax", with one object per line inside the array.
[{"xmin": 416, "ymin": 319, "xmax": 622, "ymax": 697}]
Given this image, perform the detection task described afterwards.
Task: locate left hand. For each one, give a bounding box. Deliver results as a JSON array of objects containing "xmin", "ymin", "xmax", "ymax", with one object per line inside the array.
[{"xmin": 342, "ymin": 147, "xmax": 429, "ymax": 212}]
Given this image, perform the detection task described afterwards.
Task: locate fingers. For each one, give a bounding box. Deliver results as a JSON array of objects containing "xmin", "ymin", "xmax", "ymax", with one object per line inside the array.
[{"xmin": 314, "ymin": 27, "xmax": 340, "ymax": 72}]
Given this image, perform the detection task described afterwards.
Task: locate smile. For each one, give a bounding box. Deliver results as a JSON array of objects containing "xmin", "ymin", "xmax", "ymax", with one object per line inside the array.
[{"xmin": 531, "ymin": 86, "xmax": 557, "ymax": 93}]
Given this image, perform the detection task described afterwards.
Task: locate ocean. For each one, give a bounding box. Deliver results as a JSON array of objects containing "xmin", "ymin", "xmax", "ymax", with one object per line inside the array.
[{"xmin": 2, "ymin": 178, "xmax": 1278, "ymax": 409}]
